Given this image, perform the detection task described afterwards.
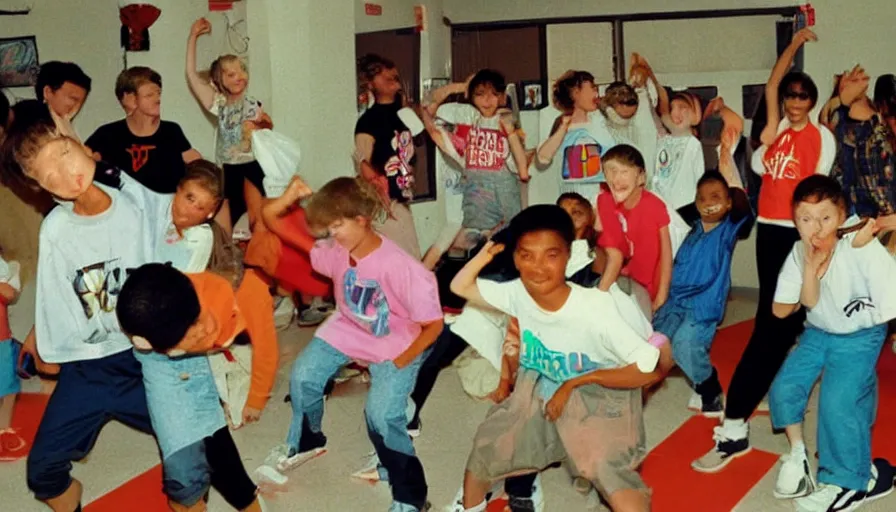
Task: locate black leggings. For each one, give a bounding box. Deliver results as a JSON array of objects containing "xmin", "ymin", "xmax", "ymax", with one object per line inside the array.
[
  {"xmin": 725, "ymin": 223, "xmax": 806, "ymax": 420},
  {"xmin": 223, "ymin": 160, "xmax": 266, "ymax": 227},
  {"xmin": 409, "ymin": 327, "xmax": 468, "ymax": 426}
]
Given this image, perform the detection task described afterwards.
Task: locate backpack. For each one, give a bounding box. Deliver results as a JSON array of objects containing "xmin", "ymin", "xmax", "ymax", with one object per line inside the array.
[{"xmin": 207, "ymin": 221, "xmax": 245, "ymax": 290}]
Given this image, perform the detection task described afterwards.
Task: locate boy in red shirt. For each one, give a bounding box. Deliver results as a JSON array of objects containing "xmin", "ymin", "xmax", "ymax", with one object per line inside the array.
[{"xmin": 596, "ymin": 144, "xmax": 674, "ymax": 316}]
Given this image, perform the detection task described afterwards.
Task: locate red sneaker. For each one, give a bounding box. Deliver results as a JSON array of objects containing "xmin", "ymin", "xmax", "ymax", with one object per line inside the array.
[{"xmin": 0, "ymin": 428, "xmax": 27, "ymax": 462}]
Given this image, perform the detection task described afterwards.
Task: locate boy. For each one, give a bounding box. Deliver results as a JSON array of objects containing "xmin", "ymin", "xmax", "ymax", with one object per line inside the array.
[
  {"xmin": 447, "ymin": 204, "xmax": 674, "ymax": 512},
  {"xmin": 86, "ymin": 66, "xmax": 202, "ymax": 193},
  {"xmin": 596, "ymin": 144, "xmax": 674, "ymax": 315},
  {"xmin": 767, "ymin": 175, "xmax": 896, "ymax": 510},
  {"xmin": 35, "ymin": 61, "xmax": 91, "ymax": 143}
]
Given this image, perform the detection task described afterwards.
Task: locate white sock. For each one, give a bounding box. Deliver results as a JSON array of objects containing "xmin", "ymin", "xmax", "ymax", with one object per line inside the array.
[
  {"xmin": 791, "ymin": 439, "xmax": 806, "ymax": 456},
  {"xmin": 722, "ymin": 418, "xmax": 748, "ymax": 439}
]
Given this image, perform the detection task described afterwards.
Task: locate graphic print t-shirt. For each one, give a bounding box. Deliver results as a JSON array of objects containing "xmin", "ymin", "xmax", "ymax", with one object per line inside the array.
[
  {"xmin": 652, "ymin": 134, "xmax": 705, "ymax": 210},
  {"xmin": 208, "ymin": 93, "xmax": 263, "ymax": 165},
  {"xmin": 775, "ymin": 236, "xmax": 896, "ymax": 334},
  {"xmin": 355, "ymin": 102, "xmax": 417, "ymax": 201},
  {"xmin": 597, "ymin": 187, "xmax": 670, "ymax": 299},
  {"xmin": 310, "ymin": 237, "xmax": 442, "ymax": 363},
  {"xmin": 557, "ymin": 114, "xmax": 616, "ymax": 184},
  {"xmin": 86, "ymin": 120, "xmax": 193, "ymax": 194},
  {"xmin": 35, "ymin": 173, "xmax": 166, "ymax": 363},
  {"xmin": 477, "ymin": 279, "xmax": 659, "ymax": 392},
  {"xmin": 435, "ymin": 103, "xmax": 514, "ymax": 173}
]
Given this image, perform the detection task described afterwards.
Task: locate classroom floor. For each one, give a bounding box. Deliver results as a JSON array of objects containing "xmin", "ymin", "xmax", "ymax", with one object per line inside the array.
[{"xmin": 2, "ymin": 289, "xmax": 896, "ymax": 512}]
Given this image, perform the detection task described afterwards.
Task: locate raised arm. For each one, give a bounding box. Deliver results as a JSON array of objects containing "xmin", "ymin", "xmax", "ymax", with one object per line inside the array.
[
  {"xmin": 186, "ymin": 18, "xmax": 217, "ymax": 110},
  {"xmin": 502, "ymin": 116, "xmax": 531, "ymax": 181},
  {"xmin": 450, "ymin": 241, "xmax": 505, "ymax": 309},
  {"xmin": 261, "ymin": 176, "xmax": 316, "ymax": 254},
  {"xmin": 421, "ymin": 81, "xmax": 467, "ymax": 155},
  {"xmin": 761, "ymin": 28, "xmax": 817, "ymax": 146}
]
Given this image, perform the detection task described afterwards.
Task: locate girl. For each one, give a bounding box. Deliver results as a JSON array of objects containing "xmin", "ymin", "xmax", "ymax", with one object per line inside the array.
[
  {"xmin": 537, "ymin": 71, "xmax": 616, "ymax": 202},
  {"xmin": 186, "ymin": 18, "xmax": 273, "ymax": 233},
  {"xmin": 354, "ymin": 54, "xmax": 424, "ymax": 258},
  {"xmin": 447, "ymin": 204, "xmax": 673, "ymax": 512},
  {"xmin": 263, "ymin": 175, "xmax": 442, "ymax": 512},
  {"xmin": 423, "ymin": 70, "xmax": 530, "ymax": 233},
  {"xmin": 0, "ymin": 244, "xmax": 24, "ymax": 462},
  {"xmin": 557, "ymin": 192, "xmax": 600, "ymax": 287},
  {"xmin": 693, "ymin": 27, "xmax": 837, "ymax": 476}
]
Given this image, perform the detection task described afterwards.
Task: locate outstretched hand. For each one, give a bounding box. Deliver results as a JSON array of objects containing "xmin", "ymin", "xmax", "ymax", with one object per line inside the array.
[
  {"xmin": 286, "ymin": 175, "xmax": 313, "ymax": 200},
  {"xmin": 190, "ymin": 18, "xmax": 211, "ymax": 38},
  {"xmin": 838, "ymin": 65, "xmax": 870, "ymax": 106},
  {"xmin": 475, "ymin": 240, "xmax": 506, "ymax": 263},
  {"xmin": 792, "ymin": 27, "xmax": 818, "ymax": 48}
]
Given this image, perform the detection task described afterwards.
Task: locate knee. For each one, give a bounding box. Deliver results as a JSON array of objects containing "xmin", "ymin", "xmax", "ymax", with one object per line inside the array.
[
  {"xmin": 365, "ymin": 403, "xmax": 403, "ymax": 439},
  {"xmin": 26, "ymin": 450, "xmax": 72, "ymax": 500},
  {"xmin": 606, "ymin": 488, "xmax": 650, "ymax": 512},
  {"xmin": 163, "ymin": 444, "xmax": 212, "ymax": 507},
  {"xmin": 289, "ymin": 361, "xmax": 326, "ymax": 397}
]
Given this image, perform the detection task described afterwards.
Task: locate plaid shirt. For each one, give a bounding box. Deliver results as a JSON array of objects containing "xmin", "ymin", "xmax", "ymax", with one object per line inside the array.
[{"xmin": 828, "ymin": 106, "xmax": 896, "ymax": 217}]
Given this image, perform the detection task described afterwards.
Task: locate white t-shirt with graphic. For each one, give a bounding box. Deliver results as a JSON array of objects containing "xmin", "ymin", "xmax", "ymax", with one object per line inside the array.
[
  {"xmin": 435, "ymin": 103, "xmax": 516, "ymax": 174},
  {"xmin": 652, "ymin": 134, "xmax": 704, "ymax": 210},
  {"xmin": 35, "ymin": 174, "xmax": 166, "ymax": 363},
  {"xmin": 477, "ymin": 279, "xmax": 659, "ymax": 384},
  {"xmin": 775, "ymin": 237, "xmax": 896, "ymax": 334}
]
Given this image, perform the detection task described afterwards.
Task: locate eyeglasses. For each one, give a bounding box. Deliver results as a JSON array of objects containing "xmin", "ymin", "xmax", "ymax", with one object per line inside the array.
[
  {"xmin": 619, "ymin": 99, "xmax": 639, "ymax": 107},
  {"xmin": 784, "ymin": 91, "xmax": 811, "ymax": 101}
]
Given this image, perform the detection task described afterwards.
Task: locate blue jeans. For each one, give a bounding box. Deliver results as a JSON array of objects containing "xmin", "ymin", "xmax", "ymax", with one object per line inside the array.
[
  {"xmin": 287, "ymin": 337, "xmax": 430, "ymax": 511},
  {"xmin": 653, "ymin": 305, "xmax": 717, "ymax": 386},
  {"xmin": 769, "ymin": 325, "xmax": 886, "ymax": 490}
]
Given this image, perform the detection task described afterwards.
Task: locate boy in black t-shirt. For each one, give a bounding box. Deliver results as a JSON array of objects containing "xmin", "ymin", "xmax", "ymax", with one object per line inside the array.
[{"xmin": 87, "ymin": 67, "xmax": 202, "ymax": 193}]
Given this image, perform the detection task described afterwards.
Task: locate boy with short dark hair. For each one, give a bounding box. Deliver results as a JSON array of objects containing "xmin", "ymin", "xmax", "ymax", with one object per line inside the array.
[{"xmin": 87, "ymin": 66, "xmax": 202, "ymax": 193}]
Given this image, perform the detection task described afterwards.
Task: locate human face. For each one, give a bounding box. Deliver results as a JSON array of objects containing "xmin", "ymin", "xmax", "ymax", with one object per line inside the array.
[
  {"xmin": 613, "ymin": 101, "xmax": 638, "ymax": 119},
  {"xmin": 27, "ymin": 137, "xmax": 95, "ymax": 200},
  {"xmin": 670, "ymin": 98, "xmax": 694, "ymax": 129},
  {"xmin": 794, "ymin": 198, "xmax": 846, "ymax": 251},
  {"xmin": 172, "ymin": 308, "xmax": 219, "ymax": 355},
  {"xmin": 43, "ymin": 81, "xmax": 88, "ymax": 119},
  {"xmin": 472, "ymin": 85, "xmax": 501, "ymax": 118},
  {"xmin": 783, "ymin": 84, "xmax": 813, "ymax": 123},
  {"xmin": 371, "ymin": 66, "xmax": 401, "ymax": 100},
  {"xmin": 604, "ymin": 159, "xmax": 645, "ymax": 206},
  {"xmin": 573, "ymin": 81, "xmax": 599, "ymax": 112},
  {"xmin": 513, "ymin": 230, "xmax": 569, "ymax": 299},
  {"xmin": 130, "ymin": 83, "xmax": 161, "ymax": 118},
  {"xmin": 221, "ymin": 60, "xmax": 248, "ymax": 97},
  {"xmin": 559, "ymin": 198, "xmax": 593, "ymax": 239},
  {"xmin": 172, "ymin": 180, "xmax": 218, "ymax": 230},
  {"xmin": 695, "ymin": 180, "xmax": 732, "ymax": 224},
  {"xmin": 327, "ymin": 216, "xmax": 369, "ymax": 252}
]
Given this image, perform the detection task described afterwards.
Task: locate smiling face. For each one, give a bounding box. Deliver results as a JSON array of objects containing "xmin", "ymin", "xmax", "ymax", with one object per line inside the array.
[
  {"xmin": 794, "ymin": 198, "xmax": 846, "ymax": 252},
  {"xmin": 513, "ymin": 230, "xmax": 570, "ymax": 299},
  {"xmin": 43, "ymin": 81, "xmax": 88, "ymax": 119},
  {"xmin": 604, "ymin": 159, "xmax": 645, "ymax": 206},
  {"xmin": 327, "ymin": 216, "xmax": 370, "ymax": 252},
  {"xmin": 559, "ymin": 198, "xmax": 593, "ymax": 239},
  {"xmin": 695, "ymin": 179, "xmax": 732, "ymax": 224},
  {"xmin": 172, "ymin": 180, "xmax": 219, "ymax": 230},
  {"xmin": 472, "ymin": 84, "xmax": 502, "ymax": 118},
  {"xmin": 572, "ymin": 81, "xmax": 599, "ymax": 112},
  {"xmin": 783, "ymin": 83, "xmax": 813, "ymax": 124},
  {"xmin": 670, "ymin": 97, "xmax": 695, "ymax": 130},
  {"xmin": 220, "ymin": 60, "xmax": 248, "ymax": 97},
  {"xmin": 26, "ymin": 137, "xmax": 95, "ymax": 200}
]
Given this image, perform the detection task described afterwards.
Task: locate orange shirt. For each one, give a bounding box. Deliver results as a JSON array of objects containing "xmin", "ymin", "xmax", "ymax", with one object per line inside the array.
[{"xmin": 187, "ymin": 270, "xmax": 278, "ymax": 410}]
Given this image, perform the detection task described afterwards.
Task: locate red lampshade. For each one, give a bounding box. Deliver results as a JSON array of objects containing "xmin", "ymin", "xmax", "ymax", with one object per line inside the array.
[{"xmin": 120, "ymin": 4, "xmax": 161, "ymax": 51}]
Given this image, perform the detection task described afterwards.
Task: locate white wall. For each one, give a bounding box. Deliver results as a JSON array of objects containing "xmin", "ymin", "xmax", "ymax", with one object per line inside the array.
[
  {"xmin": 355, "ymin": 0, "xmax": 418, "ymax": 34},
  {"xmin": 0, "ymin": 0, "xmax": 241, "ymax": 158}
]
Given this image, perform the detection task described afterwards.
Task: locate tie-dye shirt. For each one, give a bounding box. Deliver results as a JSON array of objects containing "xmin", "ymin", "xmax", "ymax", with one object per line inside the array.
[{"xmin": 310, "ymin": 236, "xmax": 442, "ymax": 363}]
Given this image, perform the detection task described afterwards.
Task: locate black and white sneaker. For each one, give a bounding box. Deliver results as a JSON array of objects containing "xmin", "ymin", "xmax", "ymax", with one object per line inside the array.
[
  {"xmin": 794, "ymin": 459, "xmax": 895, "ymax": 512},
  {"xmin": 691, "ymin": 424, "xmax": 751, "ymax": 473}
]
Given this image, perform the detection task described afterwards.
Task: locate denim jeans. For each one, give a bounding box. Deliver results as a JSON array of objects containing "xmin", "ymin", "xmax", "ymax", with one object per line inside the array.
[
  {"xmin": 769, "ymin": 325, "xmax": 886, "ymax": 490},
  {"xmin": 653, "ymin": 305, "xmax": 718, "ymax": 386},
  {"xmin": 287, "ymin": 337, "xmax": 430, "ymax": 510}
]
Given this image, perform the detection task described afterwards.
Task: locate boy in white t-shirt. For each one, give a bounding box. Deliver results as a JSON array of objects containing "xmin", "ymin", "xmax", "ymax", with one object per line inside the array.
[
  {"xmin": 447, "ymin": 204, "xmax": 674, "ymax": 512},
  {"xmin": 768, "ymin": 175, "xmax": 896, "ymax": 511}
]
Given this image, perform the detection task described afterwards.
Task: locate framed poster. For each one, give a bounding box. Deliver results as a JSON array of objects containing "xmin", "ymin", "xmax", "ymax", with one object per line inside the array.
[
  {"xmin": 519, "ymin": 80, "xmax": 546, "ymax": 110},
  {"xmin": 0, "ymin": 36, "xmax": 39, "ymax": 87}
]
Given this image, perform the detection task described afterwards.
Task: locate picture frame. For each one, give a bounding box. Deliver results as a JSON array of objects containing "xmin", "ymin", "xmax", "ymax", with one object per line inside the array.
[
  {"xmin": 0, "ymin": 36, "xmax": 40, "ymax": 88},
  {"xmin": 519, "ymin": 80, "xmax": 546, "ymax": 110},
  {"xmin": 422, "ymin": 77, "xmax": 450, "ymax": 103}
]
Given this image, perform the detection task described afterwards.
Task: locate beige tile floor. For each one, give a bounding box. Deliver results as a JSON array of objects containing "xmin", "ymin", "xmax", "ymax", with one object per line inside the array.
[{"xmin": 2, "ymin": 289, "xmax": 895, "ymax": 511}]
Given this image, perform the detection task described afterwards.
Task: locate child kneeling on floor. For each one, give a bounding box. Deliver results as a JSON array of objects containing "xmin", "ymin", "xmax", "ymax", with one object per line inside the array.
[
  {"xmin": 447, "ymin": 204, "xmax": 674, "ymax": 512},
  {"xmin": 768, "ymin": 175, "xmax": 896, "ymax": 511},
  {"xmin": 262, "ymin": 175, "xmax": 443, "ymax": 512}
]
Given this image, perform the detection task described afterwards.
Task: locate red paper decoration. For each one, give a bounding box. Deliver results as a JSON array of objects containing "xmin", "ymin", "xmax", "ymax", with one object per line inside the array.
[{"xmin": 120, "ymin": 4, "xmax": 161, "ymax": 52}]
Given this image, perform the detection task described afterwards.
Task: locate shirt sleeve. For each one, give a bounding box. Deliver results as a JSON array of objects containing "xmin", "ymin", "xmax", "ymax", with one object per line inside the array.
[
  {"xmin": 434, "ymin": 103, "xmax": 473, "ymax": 166},
  {"xmin": 309, "ymin": 239, "xmax": 340, "ymax": 278},
  {"xmin": 596, "ymin": 191, "xmax": 629, "ymax": 257},
  {"xmin": 475, "ymin": 278, "xmax": 519, "ymax": 317},
  {"xmin": 355, "ymin": 109, "xmax": 376, "ymax": 136},
  {"xmin": 390, "ymin": 259, "xmax": 443, "ymax": 324},
  {"xmin": 774, "ymin": 245, "xmax": 804, "ymax": 304},
  {"xmin": 170, "ymin": 122, "xmax": 193, "ymax": 153},
  {"xmin": 594, "ymin": 292, "xmax": 660, "ymax": 372},
  {"xmin": 207, "ymin": 93, "xmax": 225, "ymax": 116},
  {"xmin": 816, "ymin": 124, "xmax": 836, "ymax": 176},
  {"xmin": 650, "ymin": 193, "xmax": 671, "ymax": 228},
  {"xmin": 181, "ymin": 225, "xmax": 213, "ymax": 273},
  {"xmin": 84, "ymin": 125, "xmax": 109, "ymax": 155},
  {"xmin": 854, "ymin": 240, "xmax": 896, "ymax": 325}
]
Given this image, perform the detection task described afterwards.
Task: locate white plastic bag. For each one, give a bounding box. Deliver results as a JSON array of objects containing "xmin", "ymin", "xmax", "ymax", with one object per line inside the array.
[{"xmin": 252, "ymin": 129, "xmax": 302, "ymax": 197}]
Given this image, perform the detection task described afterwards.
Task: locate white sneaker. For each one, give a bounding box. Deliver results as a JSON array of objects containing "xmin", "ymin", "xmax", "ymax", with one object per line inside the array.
[
  {"xmin": 351, "ymin": 450, "xmax": 383, "ymax": 482},
  {"xmin": 265, "ymin": 444, "xmax": 327, "ymax": 473},
  {"xmin": 531, "ymin": 473, "xmax": 545, "ymax": 511},
  {"xmin": 794, "ymin": 483, "xmax": 865, "ymax": 512},
  {"xmin": 774, "ymin": 448, "xmax": 815, "ymax": 499},
  {"xmin": 687, "ymin": 392, "xmax": 702, "ymax": 412}
]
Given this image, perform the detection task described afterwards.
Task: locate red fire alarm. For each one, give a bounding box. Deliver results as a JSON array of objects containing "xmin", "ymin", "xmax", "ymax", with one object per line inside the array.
[{"xmin": 365, "ymin": 3, "xmax": 382, "ymax": 16}]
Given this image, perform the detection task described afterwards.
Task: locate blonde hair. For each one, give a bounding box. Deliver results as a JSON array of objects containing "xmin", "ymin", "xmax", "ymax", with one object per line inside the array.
[
  {"xmin": 209, "ymin": 55, "xmax": 245, "ymax": 94},
  {"xmin": 305, "ymin": 177, "xmax": 384, "ymax": 230}
]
